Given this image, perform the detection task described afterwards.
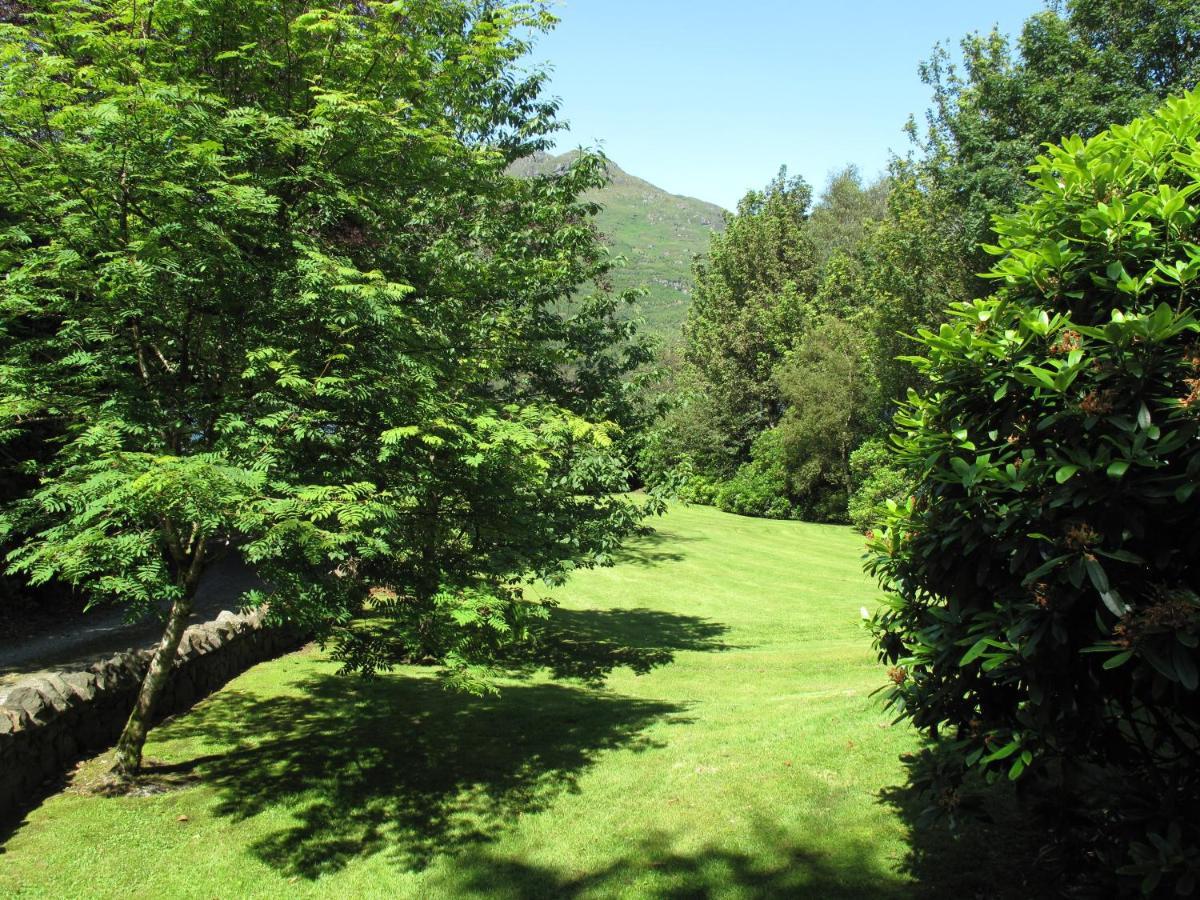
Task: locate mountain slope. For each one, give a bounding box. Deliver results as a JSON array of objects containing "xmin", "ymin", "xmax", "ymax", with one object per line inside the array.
[{"xmin": 511, "ymin": 152, "xmax": 726, "ymax": 341}]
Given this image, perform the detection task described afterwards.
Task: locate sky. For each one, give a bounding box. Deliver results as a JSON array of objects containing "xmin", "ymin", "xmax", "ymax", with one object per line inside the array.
[{"xmin": 531, "ymin": 0, "xmax": 1047, "ymax": 210}]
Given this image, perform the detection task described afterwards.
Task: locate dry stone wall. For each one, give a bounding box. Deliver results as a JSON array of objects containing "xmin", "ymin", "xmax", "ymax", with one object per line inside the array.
[{"xmin": 0, "ymin": 609, "xmax": 306, "ymax": 822}]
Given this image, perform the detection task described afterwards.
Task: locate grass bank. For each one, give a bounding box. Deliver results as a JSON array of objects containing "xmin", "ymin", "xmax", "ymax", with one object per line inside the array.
[{"xmin": 0, "ymin": 503, "xmax": 1038, "ymax": 898}]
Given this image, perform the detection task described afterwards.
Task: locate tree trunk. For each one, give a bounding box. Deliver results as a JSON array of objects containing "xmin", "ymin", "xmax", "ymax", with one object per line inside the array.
[
  {"xmin": 111, "ymin": 532, "xmax": 207, "ymax": 780},
  {"xmin": 110, "ymin": 589, "xmax": 195, "ymax": 779}
]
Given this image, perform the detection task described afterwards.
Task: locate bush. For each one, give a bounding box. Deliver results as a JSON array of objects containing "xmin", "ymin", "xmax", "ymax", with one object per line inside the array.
[
  {"xmin": 847, "ymin": 439, "xmax": 912, "ymax": 532},
  {"xmin": 868, "ymin": 93, "xmax": 1200, "ymax": 895},
  {"xmin": 676, "ymin": 470, "xmax": 722, "ymax": 506},
  {"xmin": 714, "ymin": 429, "xmax": 795, "ymax": 519}
]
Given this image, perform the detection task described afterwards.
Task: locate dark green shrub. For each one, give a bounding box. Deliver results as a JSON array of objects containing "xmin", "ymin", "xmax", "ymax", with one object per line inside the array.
[
  {"xmin": 715, "ymin": 428, "xmax": 795, "ymax": 519},
  {"xmin": 868, "ymin": 93, "xmax": 1200, "ymax": 895},
  {"xmin": 847, "ymin": 439, "xmax": 912, "ymax": 533}
]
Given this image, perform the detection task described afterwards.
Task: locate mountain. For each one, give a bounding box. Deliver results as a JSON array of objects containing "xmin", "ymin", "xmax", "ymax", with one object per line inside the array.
[{"xmin": 510, "ymin": 152, "xmax": 727, "ymax": 341}]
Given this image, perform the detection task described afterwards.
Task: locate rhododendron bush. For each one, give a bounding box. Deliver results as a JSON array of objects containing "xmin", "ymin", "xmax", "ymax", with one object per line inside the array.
[{"xmin": 868, "ymin": 93, "xmax": 1200, "ymax": 894}]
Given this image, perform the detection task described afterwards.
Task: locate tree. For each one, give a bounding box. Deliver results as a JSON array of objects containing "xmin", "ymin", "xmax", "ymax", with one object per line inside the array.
[
  {"xmin": 858, "ymin": 174, "xmax": 977, "ymax": 406},
  {"xmin": 867, "ymin": 93, "xmax": 1200, "ymax": 893},
  {"xmin": 0, "ymin": 0, "xmax": 650, "ymax": 778},
  {"xmin": 773, "ymin": 318, "xmax": 877, "ymax": 522},
  {"xmin": 682, "ymin": 169, "xmax": 817, "ymax": 466},
  {"xmin": 907, "ymin": 0, "xmax": 1200, "ymax": 287},
  {"xmin": 859, "ymin": 0, "xmax": 1200, "ymax": 410},
  {"xmin": 653, "ymin": 165, "xmax": 890, "ymax": 521},
  {"xmin": 805, "ymin": 166, "xmax": 890, "ymax": 271}
]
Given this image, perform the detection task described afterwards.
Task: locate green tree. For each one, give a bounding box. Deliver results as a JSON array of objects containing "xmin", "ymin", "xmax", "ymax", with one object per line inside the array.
[
  {"xmin": 859, "ymin": 174, "xmax": 977, "ymax": 406},
  {"xmin": 773, "ymin": 318, "xmax": 878, "ymax": 522},
  {"xmin": 918, "ymin": 0, "xmax": 1200, "ymax": 276},
  {"xmin": 868, "ymin": 93, "xmax": 1200, "ymax": 893},
  {"xmin": 861, "ymin": 0, "xmax": 1200, "ymax": 409},
  {"xmin": 656, "ymin": 166, "xmax": 889, "ymax": 520},
  {"xmin": 0, "ymin": 0, "xmax": 650, "ymax": 778},
  {"xmin": 806, "ymin": 166, "xmax": 890, "ymax": 270},
  {"xmin": 682, "ymin": 169, "xmax": 817, "ymax": 467}
]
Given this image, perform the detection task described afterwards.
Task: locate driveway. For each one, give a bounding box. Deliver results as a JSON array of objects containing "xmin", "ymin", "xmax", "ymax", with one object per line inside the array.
[{"xmin": 0, "ymin": 555, "xmax": 264, "ymax": 688}]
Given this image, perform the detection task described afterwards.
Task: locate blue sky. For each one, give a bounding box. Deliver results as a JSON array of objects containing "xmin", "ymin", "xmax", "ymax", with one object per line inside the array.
[{"xmin": 531, "ymin": 1, "xmax": 1047, "ymax": 210}]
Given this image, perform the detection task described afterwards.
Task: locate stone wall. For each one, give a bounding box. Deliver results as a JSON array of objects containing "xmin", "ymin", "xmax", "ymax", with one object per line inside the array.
[{"xmin": 0, "ymin": 609, "xmax": 306, "ymax": 822}]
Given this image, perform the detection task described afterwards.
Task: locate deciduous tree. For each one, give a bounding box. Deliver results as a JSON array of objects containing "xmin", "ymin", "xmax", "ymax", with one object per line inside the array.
[{"xmin": 0, "ymin": 0, "xmax": 651, "ymax": 777}]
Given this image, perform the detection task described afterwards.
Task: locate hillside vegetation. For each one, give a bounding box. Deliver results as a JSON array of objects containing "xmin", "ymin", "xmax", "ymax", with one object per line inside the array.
[{"xmin": 511, "ymin": 152, "xmax": 726, "ymax": 340}]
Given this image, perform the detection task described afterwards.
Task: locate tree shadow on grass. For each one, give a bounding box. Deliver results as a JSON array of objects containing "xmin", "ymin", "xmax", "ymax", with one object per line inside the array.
[
  {"xmin": 613, "ymin": 528, "xmax": 701, "ymax": 567},
  {"xmin": 138, "ymin": 606, "xmax": 737, "ymax": 881},
  {"xmin": 150, "ymin": 675, "xmax": 691, "ymax": 879},
  {"xmin": 502, "ymin": 605, "xmax": 737, "ymax": 685},
  {"xmin": 429, "ymin": 825, "xmax": 913, "ymax": 899},
  {"xmin": 877, "ymin": 747, "xmax": 1059, "ymax": 899}
]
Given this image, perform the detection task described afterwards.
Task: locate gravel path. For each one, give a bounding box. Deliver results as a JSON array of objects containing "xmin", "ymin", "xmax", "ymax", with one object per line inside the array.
[{"xmin": 0, "ymin": 555, "xmax": 264, "ymax": 687}]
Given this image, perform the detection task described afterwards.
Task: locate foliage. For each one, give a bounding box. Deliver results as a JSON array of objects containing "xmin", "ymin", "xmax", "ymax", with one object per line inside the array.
[
  {"xmin": 650, "ymin": 169, "xmax": 890, "ymax": 522},
  {"xmin": 675, "ymin": 470, "xmax": 721, "ymax": 506},
  {"xmin": 917, "ymin": 0, "xmax": 1200, "ymax": 276},
  {"xmin": 682, "ymin": 169, "xmax": 817, "ymax": 461},
  {"xmin": 773, "ymin": 318, "xmax": 878, "ymax": 523},
  {"xmin": 806, "ymin": 166, "xmax": 891, "ymax": 270},
  {"xmin": 635, "ymin": 353, "xmax": 742, "ymax": 483},
  {"xmin": 857, "ymin": 175, "xmax": 979, "ymax": 406},
  {"xmin": 645, "ymin": 0, "xmax": 1200, "ymax": 535},
  {"xmin": 867, "ymin": 93, "xmax": 1200, "ymax": 895},
  {"xmin": 714, "ymin": 428, "xmax": 794, "ymax": 520},
  {"xmin": 0, "ymin": 0, "xmax": 654, "ymax": 769},
  {"xmin": 847, "ymin": 440, "xmax": 912, "ymax": 534},
  {"xmin": 847, "ymin": 0, "xmax": 1200, "ymax": 412}
]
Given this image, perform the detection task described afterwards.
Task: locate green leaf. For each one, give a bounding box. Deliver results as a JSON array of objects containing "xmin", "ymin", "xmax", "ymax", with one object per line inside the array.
[
  {"xmin": 1173, "ymin": 644, "xmax": 1198, "ymax": 691},
  {"xmin": 983, "ymin": 739, "xmax": 1021, "ymax": 763},
  {"xmin": 1100, "ymin": 589, "xmax": 1129, "ymax": 618},
  {"xmin": 1084, "ymin": 557, "xmax": 1109, "ymax": 594},
  {"xmin": 1055, "ymin": 464, "xmax": 1080, "ymax": 483},
  {"xmin": 959, "ymin": 638, "xmax": 991, "ymax": 666},
  {"xmin": 1102, "ymin": 650, "xmax": 1134, "ymax": 670}
]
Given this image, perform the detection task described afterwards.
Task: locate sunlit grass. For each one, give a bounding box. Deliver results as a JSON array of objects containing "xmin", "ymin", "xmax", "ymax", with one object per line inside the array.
[{"xmin": 0, "ymin": 503, "xmax": 1040, "ymax": 898}]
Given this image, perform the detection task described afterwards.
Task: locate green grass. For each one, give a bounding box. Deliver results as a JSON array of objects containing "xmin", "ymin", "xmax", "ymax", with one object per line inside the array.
[{"xmin": 0, "ymin": 504, "xmax": 1040, "ymax": 898}]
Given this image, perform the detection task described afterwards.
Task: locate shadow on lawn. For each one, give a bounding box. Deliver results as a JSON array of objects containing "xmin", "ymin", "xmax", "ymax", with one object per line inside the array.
[
  {"xmin": 152, "ymin": 676, "xmax": 690, "ymax": 879},
  {"xmin": 613, "ymin": 528, "xmax": 701, "ymax": 567},
  {"xmin": 144, "ymin": 606, "xmax": 733, "ymax": 880},
  {"xmin": 429, "ymin": 824, "xmax": 914, "ymax": 899},
  {"xmin": 501, "ymin": 605, "xmax": 736, "ymax": 685}
]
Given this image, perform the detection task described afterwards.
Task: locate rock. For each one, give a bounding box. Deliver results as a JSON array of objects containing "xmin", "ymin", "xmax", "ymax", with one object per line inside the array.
[
  {"xmin": 60, "ymin": 672, "xmax": 99, "ymax": 703},
  {"xmin": 39, "ymin": 673, "xmax": 84, "ymax": 709}
]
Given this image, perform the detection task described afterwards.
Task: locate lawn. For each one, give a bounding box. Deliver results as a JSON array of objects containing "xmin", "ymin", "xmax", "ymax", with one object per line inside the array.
[{"xmin": 0, "ymin": 503, "xmax": 1038, "ymax": 898}]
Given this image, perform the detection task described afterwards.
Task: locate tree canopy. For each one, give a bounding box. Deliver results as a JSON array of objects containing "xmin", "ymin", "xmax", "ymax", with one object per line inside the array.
[{"xmin": 0, "ymin": 0, "xmax": 653, "ymax": 775}]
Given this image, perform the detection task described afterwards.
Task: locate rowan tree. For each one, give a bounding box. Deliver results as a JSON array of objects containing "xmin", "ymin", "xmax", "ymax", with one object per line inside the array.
[{"xmin": 0, "ymin": 0, "xmax": 652, "ymax": 777}]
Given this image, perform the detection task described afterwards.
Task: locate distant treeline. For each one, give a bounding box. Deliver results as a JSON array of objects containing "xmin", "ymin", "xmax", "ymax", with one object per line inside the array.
[{"xmin": 640, "ymin": 0, "xmax": 1200, "ymax": 529}]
